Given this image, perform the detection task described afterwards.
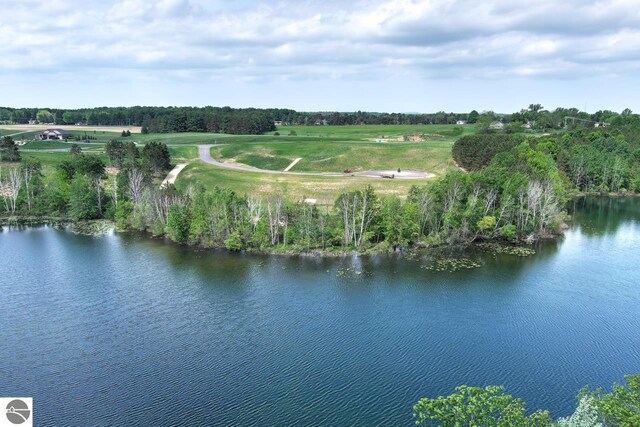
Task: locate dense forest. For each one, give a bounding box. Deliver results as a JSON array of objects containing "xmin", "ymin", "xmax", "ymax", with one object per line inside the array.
[
  {"xmin": 1, "ymin": 104, "xmax": 638, "ymax": 133},
  {"xmin": 454, "ymin": 127, "xmax": 640, "ymax": 194}
]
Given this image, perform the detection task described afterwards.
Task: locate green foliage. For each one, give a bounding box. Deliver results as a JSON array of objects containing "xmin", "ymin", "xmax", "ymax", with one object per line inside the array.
[
  {"xmin": 114, "ymin": 201, "xmax": 134, "ymax": 230},
  {"xmin": 580, "ymin": 373, "xmax": 640, "ymax": 426},
  {"xmin": 501, "ymin": 224, "xmax": 517, "ymax": 240},
  {"xmin": 413, "ymin": 385, "xmax": 553, "ymax": 426},
  {"xmin": 453, "ymin": 134, "xmax": 523, "ymax": 170},
  {"xmin": 0, "ymin": 136, "xmax": 21, "ymax": 162},
  {"xmin": 36, "ymin": 109, "xmax": 54, "ymax": 124},
  {"xmin": 142, "ymin": 141, "xmax": 171, "ymax": 177},
  {"xmin": 57, "ymin": 154, "xmax": 106, "ymax": 182},
  {"xmin": 414, "ymin": 374, "xmax": 640, "ymax": 427},
  {"xmin": 166, "ymin": 203, "xmax": 190, "ymax": 243},
  {"xmin": 68, "ymin": 174, "xmax": 100, "ymax": 220},
  {"xmin": 477, "ymin": 215, "xmax": 497, "ymax": 231},
  {"xmin": 224, "ymin": 231, "xmax": 244, "ymax": 251},
  {"xmin": 106, "ymin": 140, "xmax": 139, "ymax": 168}
]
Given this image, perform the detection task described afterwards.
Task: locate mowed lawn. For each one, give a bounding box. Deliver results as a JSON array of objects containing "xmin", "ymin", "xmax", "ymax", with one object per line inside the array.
[
  {"xmin": 176, "ymin": 162, "xmax": 431, "ymax": 206},
  {"xmin": 212, "ymin": 140, "xmax": 455, "ymax": 174},
  {"xmin": 274, "ymin": 124, "xmax": 475, "ymax": 139}
]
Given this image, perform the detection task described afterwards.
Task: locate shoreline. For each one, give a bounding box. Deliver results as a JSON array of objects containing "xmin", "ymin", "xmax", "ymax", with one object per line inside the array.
[{"xmin": 1, "ymin": 217, "xmax": 563, "ymax": 258}]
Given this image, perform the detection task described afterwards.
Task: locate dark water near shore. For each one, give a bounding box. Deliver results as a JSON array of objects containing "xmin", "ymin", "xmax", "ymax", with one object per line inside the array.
[{"xmin": 1, "ymin": 197, "xmax": 640, "ymax": 426}]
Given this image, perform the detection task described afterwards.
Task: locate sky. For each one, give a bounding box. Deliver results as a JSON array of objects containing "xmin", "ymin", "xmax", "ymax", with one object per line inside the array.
[{"xmin": 1, "ymin": 0, "xmax": 639, "ymax": 113}]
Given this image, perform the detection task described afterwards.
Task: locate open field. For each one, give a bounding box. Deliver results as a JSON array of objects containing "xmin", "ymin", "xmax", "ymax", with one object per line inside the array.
[
  {"xmin": 176, "ymin": 162, "xmax": 429, "ymax": 205},
  {"xmin": 272, "ymin": 124, "xmax": 475, "ymax": 139},
  {"xmin": 212, "ymin": 140, "xmax": 455, "ymax": 174},
  {"xmin": 12, "ymin": 125, "xmax": 469, "ymax": 201}
]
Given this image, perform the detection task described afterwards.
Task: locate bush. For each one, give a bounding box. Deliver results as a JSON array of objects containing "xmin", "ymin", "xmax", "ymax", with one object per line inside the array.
[
  {"xmin": 166, "ymin": 203, "xmax": 190, "ymax": 243},
  {"xmin": 501, "ymin": 224, "xmax": 517, "ymax": 240},
  {"xmin": 224, "ymin": 231, "xmax": 244, "ymax": 251}
]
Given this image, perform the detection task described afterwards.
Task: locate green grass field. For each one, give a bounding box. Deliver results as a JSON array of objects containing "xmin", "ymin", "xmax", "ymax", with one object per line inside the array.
[
  {"xmin": 176, "ymin": 162, "xmax": 429, "ymax": 205},
  {"xmin": 207, "ymin": 124, "xmax": 466, "ymax": 174},
  {"xmin": 13, "ymin": 124, "xmax": 469, "ymax": 203},
  {"xmin": 272, "ymin": 124, "xmax": 475, "ymax": 139},
  {"xmin": 212, "ymin": 139, "xmax": 455, "ymax": 173}
]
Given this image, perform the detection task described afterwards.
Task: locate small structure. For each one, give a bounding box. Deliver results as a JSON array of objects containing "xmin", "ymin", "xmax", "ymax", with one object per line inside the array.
[
  {"xmin": 274, "ymin": 120, "xmax": 283, "ymax": 126},
  {"xmin": 456, "ymin": 120, "xmax": 467, "ymax": 125},
  {"xmin": 39, "ymin": 128, "xmax": 72, "ymax": 140},
  {"xmin": 489, "ymin": 121, "xmax": 504, "ymax": 130}
]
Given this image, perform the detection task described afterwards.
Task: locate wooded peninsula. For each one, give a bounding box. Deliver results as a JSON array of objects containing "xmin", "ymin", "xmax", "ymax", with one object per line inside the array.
[{"xmin": 2, "ymin": 105, "xmax": 640, "ymax": 253}]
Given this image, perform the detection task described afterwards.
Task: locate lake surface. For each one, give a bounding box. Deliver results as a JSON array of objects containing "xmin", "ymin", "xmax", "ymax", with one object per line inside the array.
[{"xmin": 1, "ymin": 197, "xmax": 640, "ymax": 426}]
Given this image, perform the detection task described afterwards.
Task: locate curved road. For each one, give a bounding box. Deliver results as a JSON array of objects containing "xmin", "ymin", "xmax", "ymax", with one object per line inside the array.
[{"xmin": 197, "ymin": 145, "xmax": 435, "ymax": 179}]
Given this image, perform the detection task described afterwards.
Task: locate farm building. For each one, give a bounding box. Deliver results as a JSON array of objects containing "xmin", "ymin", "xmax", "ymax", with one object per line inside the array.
[
  {"xmin": 39, "ymin": 129, "xmax": 72, "ymax": 140},
  {"xmin": 456, "ymin": 120, "xmax": 467, "ymax": 125}
]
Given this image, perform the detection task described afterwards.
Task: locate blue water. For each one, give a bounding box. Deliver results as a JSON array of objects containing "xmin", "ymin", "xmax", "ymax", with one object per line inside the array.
[{"xmin": 1, "ymin": 197, "xmax": 640, "ymax": 426}]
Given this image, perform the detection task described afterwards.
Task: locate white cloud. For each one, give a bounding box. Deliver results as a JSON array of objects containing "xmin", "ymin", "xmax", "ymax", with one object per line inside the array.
[{"xmin": 1, "ymin": 0, "xmax": 640, "ymax": 109}]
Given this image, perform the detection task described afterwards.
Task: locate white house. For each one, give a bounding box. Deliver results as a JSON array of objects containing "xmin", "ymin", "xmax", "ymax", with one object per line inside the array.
[
  {"xmin": 456, "ymin": 120, "xmax": 467, "ymax": 125},
  {"xmin": 39, "ymin": 129, "xmax": 72, "ymax": 140}
]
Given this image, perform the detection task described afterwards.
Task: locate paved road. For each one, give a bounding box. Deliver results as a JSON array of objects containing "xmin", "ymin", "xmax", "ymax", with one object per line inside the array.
[{"xmin": 197, "ymin": 145, "xmax": 435, "ymax": 179}]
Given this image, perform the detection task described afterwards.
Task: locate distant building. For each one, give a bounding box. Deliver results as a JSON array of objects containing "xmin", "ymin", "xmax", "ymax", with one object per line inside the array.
[
  {"xmin": 456, "ymin": 120, "xmax": 467, "ymax": 125},
  {"xmin": 489, "ymin": 121, "xmax": 504, "ymax": 129},
  {"xmin": 274, "ymin": 120, "xmax": 283, "ymax": 126},
  {"xmin": 39, "ymin": 129, "xmax": 72, "ymax": 140}
]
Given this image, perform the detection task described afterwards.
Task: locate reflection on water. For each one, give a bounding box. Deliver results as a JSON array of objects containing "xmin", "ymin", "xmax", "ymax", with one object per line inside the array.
[
  {"xmin": 1, "ymin": 197, "xmax": 640, "ymax": 426},
  {"xmin": 570, "ymin": 196, "xmax": 640, "ymax": 236}
]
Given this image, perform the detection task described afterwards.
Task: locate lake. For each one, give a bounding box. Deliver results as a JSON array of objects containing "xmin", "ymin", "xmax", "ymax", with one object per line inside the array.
[{"xmin": 1, "ymin": 197, "xmax": 640, "ymax": 426}]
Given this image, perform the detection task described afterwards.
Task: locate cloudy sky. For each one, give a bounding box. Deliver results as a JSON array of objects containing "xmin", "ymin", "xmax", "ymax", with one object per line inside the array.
[{"xmin": 1, "ymin": 0, "xmax": 639, "ymax": 112}]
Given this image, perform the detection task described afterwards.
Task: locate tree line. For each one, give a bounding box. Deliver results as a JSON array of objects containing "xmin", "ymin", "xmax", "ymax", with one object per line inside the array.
[
  {"xmin": 454, "ymin": 124, "xmax": 640, "ymax": 194},
  {"xmin": 0, "ymin": 137, "xmax": 173, "ymax": 221},
  {"xmin": 2, "ymin": 104, "xmax": 639, "ymax": 132},
  {"xmin": 0, "ymin": 106, "xmax": 278, "ymax": 135}
]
